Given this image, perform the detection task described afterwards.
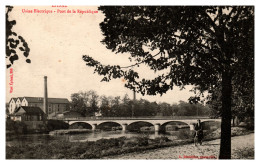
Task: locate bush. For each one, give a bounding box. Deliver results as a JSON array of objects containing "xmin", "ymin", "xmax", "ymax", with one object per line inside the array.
[
  {"xmin": 47, "ymin": 120, "xmax": 69, "ymax": 131},
  {"xmin": 160, "ymin": 136, "xmax": 171, "ymax": 142},
  {"xmin": 136, "ymin": 134, "xmax": 150, "ymax": 146},
  {"xmin": 233, "ymin": 147, "xmax": 254, "ymax": 159},
  {"xmin": 6, "ymin": 120, "xmax": 27, "ymax": 134},
  {"xmin": 123, "ymin": 140, "xmax": 138, "ymax": 147},
  {"xmin": 177, "ymin": 129, "xmax": 191, "ymax": 139},
  {"xmin": 153, "ymin": 136, "xmax": 171, "ymax": 145}
]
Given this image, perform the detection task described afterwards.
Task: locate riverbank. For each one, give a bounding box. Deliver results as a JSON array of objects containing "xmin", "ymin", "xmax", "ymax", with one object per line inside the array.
[
  {"xmin": 49, "ymin": 129, "xmax": 93, "ymax": 135},
  {"xmin": 105, "ymin": 133, "xmax": 254, "ymax": 159},
  {"xmin": 6, "ymin": 127, "xmax": 253, "ymax": 159}
]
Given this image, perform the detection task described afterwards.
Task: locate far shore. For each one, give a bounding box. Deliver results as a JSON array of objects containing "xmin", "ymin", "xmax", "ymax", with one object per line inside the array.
[{"xmin": 49, "ymin": 129, "xmax": 94, "ymax": 135}]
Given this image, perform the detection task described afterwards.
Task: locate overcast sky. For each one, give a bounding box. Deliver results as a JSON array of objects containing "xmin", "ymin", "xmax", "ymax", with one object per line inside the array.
[{"xmin": 6, "ymin": 6, "xmax": 196, "ymax": 104}]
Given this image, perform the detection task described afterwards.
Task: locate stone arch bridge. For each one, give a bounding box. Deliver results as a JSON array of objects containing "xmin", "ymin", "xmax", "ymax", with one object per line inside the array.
[{"xmin": 60, "ymin": 116, "xmax": 221, "ymax": 132}]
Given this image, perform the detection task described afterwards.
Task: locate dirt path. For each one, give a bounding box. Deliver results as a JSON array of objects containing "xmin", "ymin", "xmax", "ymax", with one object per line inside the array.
[{"xmin": 105, "ymin": 133, "xmax": 254, "ymax": 159}]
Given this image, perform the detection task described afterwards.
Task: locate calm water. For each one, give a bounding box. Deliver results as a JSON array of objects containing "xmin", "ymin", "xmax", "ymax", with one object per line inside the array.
[{"xmin": 6, "ymin": 129, "xmax": 189, "ymax": 147}]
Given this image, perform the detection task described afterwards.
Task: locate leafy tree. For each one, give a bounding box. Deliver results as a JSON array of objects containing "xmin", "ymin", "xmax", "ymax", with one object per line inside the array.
[
  {"xmin": 207, "ymin": 78, "xmax": 254, "ymax": 124},
  {"xmin": 83, "ymin": 6, "xmax": 254, "ymax": 159},
  {"xmin": 120, "ymin": 94, "xmax": 133, "ymax": 116},
  {"xmin": 158, "ymin": 102, "xmax": 172, "ymax": 116},
  {"xmin": 87, "ymin": 90, "xmax": 99, "ymax": 116},
  {"xmin": 6, "ymin": 6, "xmax": 31, "ymax": 68},
  {"xmin": 176, "ymin": 101, "xmax": 210, "ymax": 116},
  {"xmin": 100, "ymin": 95, "xmax": 112, "ymax": 117},
  {"xmin": 143, "ymin": 100, "xmax": 158, "ymax": 116},
  {"xmin": 70, "ymin": 93, "xmax": 88, "ymax": 116},
  {"xmin": 110, "ymin": 96, "xmax": 121, "ymax": 117},
  {"xmin": 71, "ymin": 90, "xmax": 100, "ymax": 116}
]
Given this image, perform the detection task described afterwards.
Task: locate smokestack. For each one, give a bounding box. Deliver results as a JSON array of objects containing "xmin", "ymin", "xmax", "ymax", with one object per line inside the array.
[
  {"xmin": 133, "ymin": 90, "xmax": 136, "ymax": 101},
  {"xmin": 43, "ymin": 76, "xmax": 48, "ymax": 114}
]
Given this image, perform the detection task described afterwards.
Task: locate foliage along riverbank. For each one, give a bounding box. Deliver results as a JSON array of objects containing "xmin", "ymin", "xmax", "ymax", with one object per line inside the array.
[
  {"xmin": 6, "ymin": 127, "xmax": 252, "ymax": 159},
  {"xmin": 6, "ymin": 119, "xmax": 69, "ymax": 135}
]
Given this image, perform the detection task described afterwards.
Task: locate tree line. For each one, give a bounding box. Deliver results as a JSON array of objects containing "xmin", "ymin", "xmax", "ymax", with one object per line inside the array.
[{"xmin": 70, "ymin": 90, "xmax": 211, "ymax": 117}]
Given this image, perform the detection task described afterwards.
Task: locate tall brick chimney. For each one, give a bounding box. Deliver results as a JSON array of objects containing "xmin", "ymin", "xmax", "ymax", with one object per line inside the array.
[{"xmin": 43, "ymin": 76, "xmax": 48, "ymax": 114}]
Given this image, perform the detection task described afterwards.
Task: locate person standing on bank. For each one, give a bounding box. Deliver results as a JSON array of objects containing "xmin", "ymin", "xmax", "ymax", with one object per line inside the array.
[{"xmin": 194, "ymin": 119, "xmax": 203, "ymax": 145}]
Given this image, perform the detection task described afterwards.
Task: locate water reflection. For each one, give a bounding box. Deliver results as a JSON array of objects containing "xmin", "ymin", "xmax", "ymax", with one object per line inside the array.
[
  {"xmin": 6, "ymin": 129, "xmax": 189, "ymax": 146},
  {"xmin": 63, "ymin": 129, "xmax": 189, "ymax": 142}
]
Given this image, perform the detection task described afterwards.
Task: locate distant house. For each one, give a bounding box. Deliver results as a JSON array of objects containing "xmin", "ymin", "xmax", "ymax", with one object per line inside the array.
[
  {"xmin": 15, "ymin": 97, "xmax": 23, "ymax": 109},
  {"xmin": 8, "ymin": 97, "xmax": 70, "ymax": 118},
  {"xmin": 10, "ymin": 106, "xmax": 47, "ymax": 131},
  {"xmin": 6, "ymin": 103, "xmax": 9, "ymax": 119},
  {"xmin": 10, "ymin": 106, "xmax": 47, "ymax": 122},
  {"xmin": 8, "ymin": 98, "xmax": 17, "ymax": 114}
]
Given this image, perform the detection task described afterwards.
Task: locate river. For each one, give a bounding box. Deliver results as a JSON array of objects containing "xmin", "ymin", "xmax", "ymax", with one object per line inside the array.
[{"xmin": 6, "ymin": 129, "xmax": 190, "ymax": 147}]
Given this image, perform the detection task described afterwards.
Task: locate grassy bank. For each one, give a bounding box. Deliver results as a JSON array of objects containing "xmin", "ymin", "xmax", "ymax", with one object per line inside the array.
[{"xmin": 6, "ymin": 127, "xmax": 253, "ymax": 159}]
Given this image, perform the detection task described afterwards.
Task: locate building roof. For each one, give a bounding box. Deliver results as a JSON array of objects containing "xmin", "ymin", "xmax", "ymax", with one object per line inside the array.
[
  {"xmin": 9, "ymin": 97, "xmax": 17, "ymax": 103},
  {"xmin": 17, "ymin": 97, "xmax": 24, "ymax": 101},
  {"xmin": 48, "ymin": 98, "xmax": 70, "ymax": 104},
  {"xmin": 13, "ymin": 106, "xmax": 45, "ymax": 115},
  {"xmin": 23, "ymin": 97, "xmax": 70, "ymax": 104}
]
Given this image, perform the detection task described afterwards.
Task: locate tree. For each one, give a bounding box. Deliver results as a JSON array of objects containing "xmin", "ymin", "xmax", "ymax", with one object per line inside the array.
[
  {"xmin": 176, "ymin": 101, "xmax": 211, "ymax": 116},
  {"xmin": 87, "ymin": 90, "xmax": 99, "ymax": 116},
  {"xmin": 110, "ymin": 96, "xmax": 121, "ymax": 117},
  {"xmin": 121, "ymin": 94, "xmax": 133, "ymax": 116},
  {"xmin": 83, "ymin": 6, "xmax": 254, "ymax": 159},
  {"xmin": 6, "ymin": 6, "xmax": 31, "ymax": 69},
  {"xmin": 207, "ymin": 77, "xmax": 254, "ymax": 124},
  {"xmin": 100, "ymin": 95, "xmax": 112, "ymax": 117},
  {"xmin": 158, "ymin": 102, "xmax": 172, "ymax": 116},
  {"xmin": 71, "ymin": 90, "xmax": 100, "ymax": 116},
  {"xmin": 70, "ymin": 93, "xmax": 88, "ymax": 116}
]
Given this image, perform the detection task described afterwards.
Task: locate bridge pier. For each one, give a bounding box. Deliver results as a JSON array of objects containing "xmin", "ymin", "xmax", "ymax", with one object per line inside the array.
[
  {"xmin": 189, "ymin": 124, "xmax": 195, "ymax": 130},
  {"xmin": 121, "ymin": 123, "xmax": 128, "ymax": 132},
  {"xmin": 91, "ymin": 124, "xmax": 97, "ymax": 131},
  {"xmin": 154, "ymin": 123, "xmax": 160, "ymax": 132}
]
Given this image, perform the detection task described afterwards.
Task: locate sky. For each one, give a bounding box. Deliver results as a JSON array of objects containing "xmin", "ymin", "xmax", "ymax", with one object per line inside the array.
[{"xmin": 6, "ymin": 6, "xmax": 199, "ymax": 104}]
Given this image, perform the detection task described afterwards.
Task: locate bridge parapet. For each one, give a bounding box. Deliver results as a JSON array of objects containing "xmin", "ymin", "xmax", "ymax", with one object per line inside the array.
[
  {"xmin": 65, "ymin": 117, "xmax": 221, "ymax": 132},
  {"xmin": 58, "ymin": 116, "xmax": 213, "ymax": 121}
]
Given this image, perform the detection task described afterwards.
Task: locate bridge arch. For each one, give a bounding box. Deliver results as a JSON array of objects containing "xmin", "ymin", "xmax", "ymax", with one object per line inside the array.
[
  {"xmin": 69, "ymin": 121, "xmax": 92, "ymax": 129},
  {"xmin": 68, "ymin": 121, "xmax": 93, "ymax": 129},
  {"xmin": 127, "ymin": 121, "xmax": 154, "ymax": 132},
  {"xmin": 69, "ymin": 121, "xmax": 92, "ymax": 126},
  {"xmin": 97, "ymin": 121, "xmax": 122, "ymax": 131},
  {"xmin": 161, "ymin": 121, "xmax": 190, "ymax": 127},
  {"xmin": 160, "ymin": 121, "xmax": 190, "ymax": 132},
  {"xmin": 201, "ymin": 120, "xmax": 221, "ymax": 130}
]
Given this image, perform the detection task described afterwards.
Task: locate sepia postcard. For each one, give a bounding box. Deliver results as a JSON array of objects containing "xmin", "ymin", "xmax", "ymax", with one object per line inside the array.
[{"xmin": 5, "ymin": 4, "xmax": 255, "ymax": 160}]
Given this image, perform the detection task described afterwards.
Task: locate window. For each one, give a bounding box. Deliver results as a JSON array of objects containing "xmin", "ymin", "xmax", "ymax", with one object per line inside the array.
[{"xmin": 58, "ymin": 104, "xmax": 60, "ymax": 112}]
